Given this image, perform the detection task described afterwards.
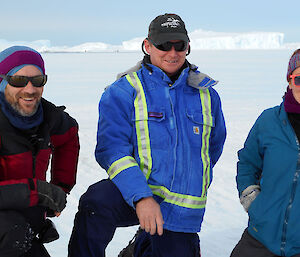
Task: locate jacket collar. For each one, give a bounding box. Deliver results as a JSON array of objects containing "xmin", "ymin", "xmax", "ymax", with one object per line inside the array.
[
  {"xmin": 278, "ymin": 102, "xmax": 299, "ymax": 147},
  {"xmin": 187, "ymin": 64, "xmax": 218, "ymax": 89},
  {"xmin": 116, "ymin": 58, "xmax": 218, "ymax": 90},
  {"xmin": 279, "ymin": 101, "xmax": 288, "ymax": 122}
]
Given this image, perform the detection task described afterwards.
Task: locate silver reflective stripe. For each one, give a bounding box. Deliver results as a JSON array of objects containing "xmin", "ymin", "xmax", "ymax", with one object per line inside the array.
[
  {"xmin": 126, "ymin": 73, "xmax": 152, "ymax": 180},
  {"xmin": 107, "ymin": 156, "xmax": 138, "ymax": 179},
  {"xmin": 149, "ymin": 185, "xmax": 207, "ymax": 209},
  {"xmin": 199, "ymin": 88, "xmax": 212, "ymax": 198}
]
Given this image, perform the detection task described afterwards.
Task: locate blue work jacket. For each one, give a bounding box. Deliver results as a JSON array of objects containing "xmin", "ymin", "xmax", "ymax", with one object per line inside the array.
[
  {"xmin": 95, "ymin": 63, "xmax": 226, "ymax": 232},
  {"xmin": 237, "ymin": 103, "xmax": 300, "ymax": 257}
]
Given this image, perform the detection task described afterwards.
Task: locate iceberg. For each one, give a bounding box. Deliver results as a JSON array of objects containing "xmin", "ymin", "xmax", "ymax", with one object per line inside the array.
[
  {"xmin": 189, "ymin": 30, "xmax": 284, "ymax": 49},
  {"xmin": 0, "ymin": 29, "xmax": 299, "ymax": 53}
]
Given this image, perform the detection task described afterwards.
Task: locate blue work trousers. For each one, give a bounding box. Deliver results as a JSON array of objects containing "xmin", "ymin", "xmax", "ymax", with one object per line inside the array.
[{"xmin": 68, "ymin": 179, "xmax": 200, "ymax": 257}]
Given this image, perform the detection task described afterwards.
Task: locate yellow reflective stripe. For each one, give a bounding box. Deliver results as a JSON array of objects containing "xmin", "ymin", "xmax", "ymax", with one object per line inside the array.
[
  {"xmin": 126, "ymin": 73, "xmax": 152, "ymax": 180},
  {"xmin": 199, "ymin": 88, "xmax": 212, "ymax": 198},
  {"xmin": 107, "ymin": 156, "xmax": 138, "ymax": 179},
  {"xmin": 149, "ymin": 185, "xmax": 207, "ymax": 209},
  {"xmin": 127, "ymin": 75, "xmax": 144, "ymax": 171}
]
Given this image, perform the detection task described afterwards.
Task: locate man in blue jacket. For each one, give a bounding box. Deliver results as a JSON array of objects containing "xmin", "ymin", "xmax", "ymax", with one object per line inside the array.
[{"xmin": 68, "ymin": 13, "xmax": 226, "ymax": 257}]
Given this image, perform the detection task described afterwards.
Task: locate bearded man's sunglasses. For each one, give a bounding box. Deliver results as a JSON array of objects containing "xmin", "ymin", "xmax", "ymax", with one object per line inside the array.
[
  {"xmin": 0, "ymin": 75, "xmax": 47, "ymax": 88},
  {"xmin": 149, "ymin": 39, "xmax": 188, "ymax": 52},
  {"xmin": 290, "ymin": 74, "xmax": 300, "ymax": 86}
]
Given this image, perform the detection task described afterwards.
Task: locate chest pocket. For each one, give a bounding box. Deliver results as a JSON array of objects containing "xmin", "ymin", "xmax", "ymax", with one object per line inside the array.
[
  {"xmin": 132, "ymin": 109, "xmax": 168, "ymax": 148},
  {"xmin": 186, "ymin": 109, "xmax": 215, "ymax": 147}
]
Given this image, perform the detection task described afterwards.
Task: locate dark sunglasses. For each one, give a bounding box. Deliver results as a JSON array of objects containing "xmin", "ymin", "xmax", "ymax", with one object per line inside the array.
[
  {"xmin": 150, "ymin": 39, "xmax": 188, "ymax": 52},
  {"xmin": 290, "ymin": 74, "xmax": 300, "ymax": 86},
  {"xmin": 0, "ymin": 74, "xmax": 47, "ymax": 88}
]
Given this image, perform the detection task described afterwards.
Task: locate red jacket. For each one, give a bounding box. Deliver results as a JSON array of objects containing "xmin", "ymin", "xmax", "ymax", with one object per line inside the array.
[{"xmin": 0, "ymin": 98, "xmax": 79, "ymax": 229}]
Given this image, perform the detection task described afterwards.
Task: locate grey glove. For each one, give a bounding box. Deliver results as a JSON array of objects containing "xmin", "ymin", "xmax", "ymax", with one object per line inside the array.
[
  {"xmin": 36, "ymin": 180, "xmax": 67, "ymax": 213},
  {"xmin": 240, "ymin": 185, "xmax": 261, "ymax": 212}
]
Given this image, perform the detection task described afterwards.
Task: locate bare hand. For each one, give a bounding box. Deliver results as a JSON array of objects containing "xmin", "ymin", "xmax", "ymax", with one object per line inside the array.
[
  {"xmin": 54, "ymin": 211, "xmax": 61, "ymax": 217},
  {"xmin": 135, "ymin": 197, "xmax": 164, "ymax": 235}
]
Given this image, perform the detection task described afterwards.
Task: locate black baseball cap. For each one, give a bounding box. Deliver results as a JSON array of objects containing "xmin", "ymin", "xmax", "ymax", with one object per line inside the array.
[{"xmin": 148, "ymin": 13, "xmax": 190, "ymax": 45}]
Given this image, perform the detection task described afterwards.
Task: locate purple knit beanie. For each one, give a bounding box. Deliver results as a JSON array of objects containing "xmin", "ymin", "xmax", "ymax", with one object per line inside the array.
[
  {"xmin": 0, "ymin": 46, "xmax": 45, "ymax": 92},
  {"xmin": 287, "ymin": 49, "xmax": 300, "ymax": 82}
]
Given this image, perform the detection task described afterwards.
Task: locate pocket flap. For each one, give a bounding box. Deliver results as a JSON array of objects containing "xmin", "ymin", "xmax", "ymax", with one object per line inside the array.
[
  {"xmin": 186, "ymin": 109, "xmax": 215, "ymax": 127},
  {"xmin": 132, "ymin": 109, "xmax": 166, "ymax": 122}
]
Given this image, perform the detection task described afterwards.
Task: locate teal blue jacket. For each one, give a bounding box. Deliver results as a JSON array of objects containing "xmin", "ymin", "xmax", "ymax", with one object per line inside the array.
[
  {"xmin": 95, "ymin": 63, "xmax": 226, "ymax": 232},
  {"xmin": 237, "ymin": 103, "xmax": 300, "ymax": 257}
]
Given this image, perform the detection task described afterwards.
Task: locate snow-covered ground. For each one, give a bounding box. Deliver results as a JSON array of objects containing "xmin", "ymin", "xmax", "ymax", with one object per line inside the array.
[{"xmin": 41, "ymin": 49, "xmax": 293, "ymax": 256}]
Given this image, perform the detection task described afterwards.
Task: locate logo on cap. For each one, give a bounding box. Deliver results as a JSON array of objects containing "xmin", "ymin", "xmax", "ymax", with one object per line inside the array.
[{"xmin": 161, "ymin": 17, "xmax": 181, "ymax": 28}]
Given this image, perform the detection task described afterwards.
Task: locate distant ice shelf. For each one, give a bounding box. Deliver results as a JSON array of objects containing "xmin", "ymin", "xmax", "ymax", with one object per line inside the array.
[{"xmin": 1, "ymin": 30, "xmax": 300, "ymax": 53}]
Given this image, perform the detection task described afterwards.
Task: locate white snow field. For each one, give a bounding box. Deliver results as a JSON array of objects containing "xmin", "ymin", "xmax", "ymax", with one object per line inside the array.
[{"xmin": 40, "ymin": 49, "xmax": 294, "ymax": 256}]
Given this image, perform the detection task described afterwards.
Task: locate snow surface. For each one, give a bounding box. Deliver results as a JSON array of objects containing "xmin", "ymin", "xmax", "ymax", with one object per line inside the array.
[
  {"xmin": 1, "ymin": 29, "xmax": 300, "ymax": 53},
  {"xmin": 40, "ymin": 49, "xmax": 293, "ymax": 256}
]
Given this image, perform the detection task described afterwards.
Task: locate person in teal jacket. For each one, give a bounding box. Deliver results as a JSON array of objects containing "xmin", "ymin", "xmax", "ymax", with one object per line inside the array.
[
  {"xmin": 231, "ymin": 49, "xmax": 300, "ymax": 257},
  {"xmin": 69, "ymin": 13, "xmax": 226, "ymax": 257}
]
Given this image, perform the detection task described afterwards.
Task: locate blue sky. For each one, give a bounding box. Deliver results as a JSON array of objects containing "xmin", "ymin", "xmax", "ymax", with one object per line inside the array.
[{"xmin": 2, "ymin": 0, "xmax": 299, "ymax": 46}]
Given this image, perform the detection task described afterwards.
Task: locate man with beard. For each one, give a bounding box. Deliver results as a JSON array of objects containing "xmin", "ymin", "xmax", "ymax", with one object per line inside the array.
[{"xmin": 0, "ymin": 46, "xmax": 79, "ymax": 257}]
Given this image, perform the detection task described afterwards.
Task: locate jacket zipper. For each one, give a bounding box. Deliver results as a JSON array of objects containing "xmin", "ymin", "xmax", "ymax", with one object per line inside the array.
[
  {"xmin": 280, "ymin": 136, "xmax": 300, "ymax": 256},
  {"xmin": 30, "ymin": 135, "xmax": 46, "ymax": 178},
  {"xmin": 168, "ymin": 86, "xmax": 177, "ymax": 190},
  {"xmin": 32, "ymin": 154, "xmax": 36, "ymax": 178}
]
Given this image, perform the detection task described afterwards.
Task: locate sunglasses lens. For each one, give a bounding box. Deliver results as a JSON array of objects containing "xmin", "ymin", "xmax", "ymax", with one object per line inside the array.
[
  {"xmin": 294, "ymin": 76, "xmax": 300, "ymax": 86},
  {"xmin": 9, "ymin": 76, "xmax": 29, "ymax": 87},
  {"xmin": 31, "ymin": 75, "xmax": 47, "ymax": 87},
  {"xmin": 174, "ymin": 41, "xmax": 187, "ymax": 51},
  {"xmin": 156, "ymin": 42, "xmax": 172, "ymax": 51}
]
